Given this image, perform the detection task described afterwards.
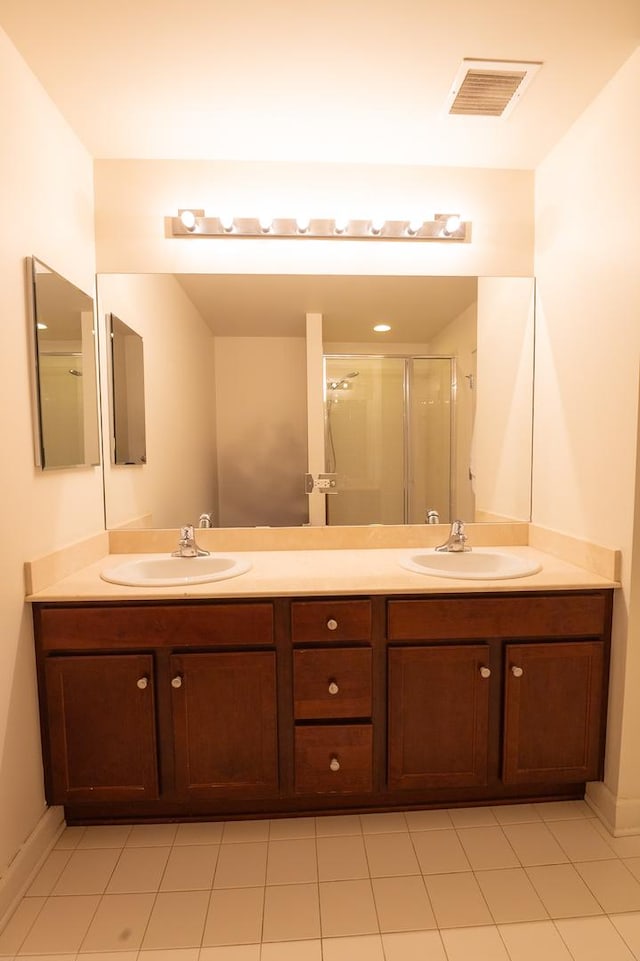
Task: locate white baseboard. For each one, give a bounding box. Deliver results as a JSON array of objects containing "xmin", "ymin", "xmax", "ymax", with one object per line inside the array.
[
  {"xmin": 586, "ymin": 781, "xmax": 640, "ymax": 835},
  {"xmin": 0, "ymin": 806, "xmax": 64, "ymax": 930}
]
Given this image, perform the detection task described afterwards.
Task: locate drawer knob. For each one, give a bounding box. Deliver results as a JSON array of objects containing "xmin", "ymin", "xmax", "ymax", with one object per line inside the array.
[
  {"xmin": 479, "ymin": 666, "xmax": 491, "ymax": 679},
  {"xmin": 326, "ymin": 618, "xmax": 338, "ymax": 631},
  {"xmin": 136, "ymin": 676, "xmax": 149, "ymax": 690},
  {"xmin": 171, "ymin": 675, "xmax": 183, "ymax": 689},
  {"xmin": 511, "ymin": 665, "xmax": 524, "ymax": 678},
  {"xmin": 328, "ymin": 680, "xmax": 339, "ymax": 695},
  {"xmin": 329, "ymin": 756, "xmax": 340, "ymax": 772}
]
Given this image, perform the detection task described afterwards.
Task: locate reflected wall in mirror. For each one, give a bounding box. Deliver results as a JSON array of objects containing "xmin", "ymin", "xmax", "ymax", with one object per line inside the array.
[
  {"xmin": 108, "ymin": 314, "xmax": 147, "ymax": 465},
  {"xmin": 96, "ymin": 274, "xmax": 534, "ymax": 530},
  {"xmin": 27, "ymin": 257, "xmax": 100, "ymax": 469}
]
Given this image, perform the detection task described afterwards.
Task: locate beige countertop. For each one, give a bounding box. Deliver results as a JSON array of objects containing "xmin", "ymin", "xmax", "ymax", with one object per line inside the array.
[{"xmin": 26, "ymin": 545, "xmax": 619, "ymax": 603}]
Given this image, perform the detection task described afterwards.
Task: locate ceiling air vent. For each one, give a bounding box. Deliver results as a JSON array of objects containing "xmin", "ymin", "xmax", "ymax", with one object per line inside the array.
[{"xmin": 446, "ymin": 59, "xmax": 542, "ymax": 118}]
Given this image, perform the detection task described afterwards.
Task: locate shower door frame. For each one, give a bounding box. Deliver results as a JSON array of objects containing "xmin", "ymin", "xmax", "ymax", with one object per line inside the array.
[{"xmin": 323, "ymin": 353, "xmax": 457, "ymax": 526}]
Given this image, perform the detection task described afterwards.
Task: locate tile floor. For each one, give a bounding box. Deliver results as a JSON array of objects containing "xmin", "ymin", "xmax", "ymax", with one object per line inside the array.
[{"xmin": 3, "ymin": 801, "xmax": 640, "ymax": 960}]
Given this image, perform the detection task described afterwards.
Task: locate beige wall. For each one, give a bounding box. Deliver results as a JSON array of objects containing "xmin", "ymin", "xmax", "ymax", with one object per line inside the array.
[
  {"xmin": 534, "ymin": 47, "xmax": 640, "ymax": 828},
  {"xmin": 97, "ymin": 274, "xmax": 218, "ymax": 529},
  {"xmin": 0, "ymin": 26, "xmax": 100, "ymax": 882},
  {"xmin": 94, "ymin": 160, "xmax": 534, "ymax": 278},
  {"xmin": 213, "ymin": 337, "xmax": 308, "ymax": 527}
]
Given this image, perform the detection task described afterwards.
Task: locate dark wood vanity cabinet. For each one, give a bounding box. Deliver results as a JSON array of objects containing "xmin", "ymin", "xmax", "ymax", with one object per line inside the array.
[{"xmin": 32, "ymin": 589, "xmax": 612, "ymax": 822}]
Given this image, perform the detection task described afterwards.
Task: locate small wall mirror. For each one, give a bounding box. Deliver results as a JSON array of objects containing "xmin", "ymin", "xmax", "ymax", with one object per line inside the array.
[
  {"xmin": 27, "ymin": 257, "xmax": 100, "ymax": 469},
  {"xmin": 108, "ymin": 314, "xmax": 147, "ymax": 465}
]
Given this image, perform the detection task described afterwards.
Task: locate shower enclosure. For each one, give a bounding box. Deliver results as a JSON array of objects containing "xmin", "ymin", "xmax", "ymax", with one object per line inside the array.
[{"xmin": 324, "ymin": 355, "xmax": 462, "ymax": 526}]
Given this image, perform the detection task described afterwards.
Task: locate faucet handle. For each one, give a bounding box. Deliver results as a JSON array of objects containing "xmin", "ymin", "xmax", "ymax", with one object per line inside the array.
[{"xmin": 180, "ymin": 524, "xmax": 194, "ymax": 540}]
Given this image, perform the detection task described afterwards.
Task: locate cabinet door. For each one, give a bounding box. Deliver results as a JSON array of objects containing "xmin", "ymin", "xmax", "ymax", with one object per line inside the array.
[
  {"xmin": 45, "ymin": 654, "xmax": 158, "ymax": 803},
  {"xmin": 503, "ymin": 641, "xmax": 605, "ymax": 784},
  {"xmin": 388, "ymin": 645, "xmax": 491, "ymax": 790},
  {"xmin": 170, "ymin": 651, "xmax": 278, "ymax": 798}
]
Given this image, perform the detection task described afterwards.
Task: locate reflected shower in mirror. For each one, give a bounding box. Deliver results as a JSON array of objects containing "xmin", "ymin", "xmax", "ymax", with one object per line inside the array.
[
  {"xmin": 108, "ymin": 314, "xmax": 147, "ymax": 466},
  {"xmin": 27, "ymin": 257, "xmax": 100, "ymax": 469},
  {"xmin": 96, "ymin": 273, "xmax": 534, "ymax": 530}
]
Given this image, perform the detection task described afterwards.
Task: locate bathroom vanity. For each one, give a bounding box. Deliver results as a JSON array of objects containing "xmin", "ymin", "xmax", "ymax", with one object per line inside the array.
[{"xmin": 31, "ymin": 568, "xmax": 613, "ymax": 824}]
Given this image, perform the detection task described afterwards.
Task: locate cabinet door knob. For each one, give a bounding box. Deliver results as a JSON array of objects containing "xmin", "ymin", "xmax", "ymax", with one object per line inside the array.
[
  {"xmin": 511, "ymin": 665, "xmax": 524, "ymax": 678},
  {"xmin": 479, "ymin": 666, "xmax": 491, "ymax": 679},
  {"xmin": 328, "ymin": 680, "xmax": 339, "ymax": 695},
  {"xmin": 136, "ymin": 676, "xmax": 149, "ymax": 690},
  {"xmin": 171, "ymin": 675, "xmax": 183, "ymax": 689},
  {"xmin": 326, "ymin": 618, "xmax": 338, "ymax": 631},
  {"xmin": 329, "ymin": 756, "xmax": 340, "ymax": 772}
]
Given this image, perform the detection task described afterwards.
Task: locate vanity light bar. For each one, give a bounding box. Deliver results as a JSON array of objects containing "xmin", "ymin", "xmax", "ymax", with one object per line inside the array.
[{"xmin": 171, "ymin": 211, "xmax": 470, "ymax": 242}]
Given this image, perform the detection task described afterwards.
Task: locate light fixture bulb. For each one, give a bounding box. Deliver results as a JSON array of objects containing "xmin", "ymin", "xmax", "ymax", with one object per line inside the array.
[
  {"xmin": 443, "ymin": 214, "xmax": 461, "ymax": 236},
  {"xmin": 334, "ymin": 217, "xmax": 349, "ymax": 235},
  {"xmin": 259, "ymin": 216, "xmax": 272, "ymax": 233},
  {"xmin": 407, "ymin": 219, "xmax": 423, "ymax": 236},
  {"xmin": 179, "ymin": 209, "xmax": 197, "ymax": 231},
  {"xmin": 296, "ymin": 216, "xmax": 310, "ymax": 234},
  {"xmin": 373, "ymin": 323, "xmax": 391, "ymax": 333},
  {"xmin": 370, "ymin": 218, "xmax": 385, "ymax": 236},
  {"xmin": 219, "ymin": 214, "xmax": 234, "ymax": 232}
]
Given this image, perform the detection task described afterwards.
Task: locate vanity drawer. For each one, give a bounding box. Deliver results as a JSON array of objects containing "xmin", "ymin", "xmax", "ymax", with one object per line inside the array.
[
  {"xmin": 387, "ymin": 593, "xmax": 609, "ymax": 641},
  {"xmin": 291, "ymin": 600, "xmax": 372, "ymax": 643},
  {"xmin": 295, "ymin": 724, "xmax": 373, "ymax": 794},
  {"xmin": 36, "ymin": 603, "xmax": 274, "ymax": 651},
  {"xmin": 293, "ymin": 648, "xmax": 372, "ymax": 719}
]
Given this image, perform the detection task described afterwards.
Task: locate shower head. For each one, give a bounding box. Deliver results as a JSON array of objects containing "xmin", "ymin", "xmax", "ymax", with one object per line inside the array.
[{"xmin": 327, "ymin": 370, "xmax": 359, "ymax": 391}]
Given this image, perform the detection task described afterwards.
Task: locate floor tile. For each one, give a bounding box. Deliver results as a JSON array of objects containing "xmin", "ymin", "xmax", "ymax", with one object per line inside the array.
[
  {"xmin": 200, "ymin": 947, "xmax": 260, "ymax": 961},
  {"xmin": 371, "ymin": 875, "xmax": 436, "ymax": 932},
  {"xmin": 202, "ymin": 887, "xmax": 264, "ymax": 946},
  {"xmin": 321, "ymin": 934, "xmax": 385, "ymax": 961},
  {"xmin": 440, "ymin": 924, "xmax": 510, "ymax": 960},
  {"xmin": 73, "ymin": 952, "xmax": 137, "ymax": 961},
  {"xmin": 502, "ymin": 821, "xmax": 569, "ymax": 866},
  {"xmin": 20, "ymin": 895, "xmax": 100, "ymax": 954},
  {"xmin": 220, "ymin": 821, "xmax": 269, "ymax": 844},
  {"xmin": 265, "ymin": 838, "xmax": 317, "ymax": 885},
  {"xmin": 141, "ymin": 891, "xmax": 209, "ymax": 949},
  {"xmin": 0, "ymin": 898, "xmax": 46, "ymax": 955},
  {"xmin": 497, "ymin": 920, "xmax": 573, "ymax": 960},
  {"xmin": 315, "ymin": 814, "xmax": 362, "ymax": 837},
  {"xmin": 107, "ymin": 847, "xmax": 170, "ymax": 894},
  {"xmin": 525, "ymin": 863, "xmax": 603, "ymax": 918},
  {"xmin": 547, "ymin": 818, "xmax": 617, "ymax": 861},
  {"xmin": 534, "ymin": 800, "xmax": 593, "ymax": 821},
  {"xmin": 126, "ymin": 824, "xmax": 178, "ymax": 848},
  {"xmin": 267, "ymin": 817, "xmax": 316, "ymax": 840},
  {"xmin": 554, "ymin": 915, "xmax": 636, "ymax": 960},
  {"xmin": 448, "ymin": 807, "xmax": 498, "ymax": 828},
  {"xmin": 359, "ymin": 812, "xmax": 408, "ymax": 834},
  {"xmin": 174, "ymin": 822, "xmax": 224, "ymax": 846},
  {"xmin": 53, "ymin": 849, "xmax": 120, "ymax": 895},
  {"xmin": 26, "ymin": 850, "xmax": 72, "ymax": 896},
  {"xmin": 260, "ymin": 939, "xmax": 321, "ymax": 960},
  {"xmin": 381, "ymin": 930, "xmax": 448, "ymax": 961},
  {"xmin": 591, "ymin": 821, "xmax": 640, "ymax": 858},
  {"xmin": 160, "ymin": 844, "xmax": 219, "ymax": 891},
  {"xmin": 475, "ymin": 867, "xmax": 548, "ymax": 923},
  {"xmin": 575, "ymin": 859, "xmax": 640, "ymax": 913},
  {"xmin": 213, "ymin": 842, "xmax": 267, "ymax": 888},
  {"xmin": 491, "ymin": 804, "xmax": 543, "ymax": 825},
  {"xmin": 363, "ymin": 832, "xmax": 420, "ymax": 877},
  {"xmin": 319, "ymin": 879, "xmax": 378, "ymax": 937},
  {"xmin": 411, "ymin": 829, "xmax": 470, "ymax": 874},
  {"xmin": 77, "ymin": 826, "xmax": 133, "ymax": 849},
  {"xmin": 404, "ymin": 809, "xmax": 453, "ymax": 832},
  {"xmin": 610, "ymin": 912, "xmax": 640, "ymax": 956},
  {"xmin": 54, "ymin": 827, "xmax": 86, "ymax": 850},
  {"xmin": 316, "ymin": 835, "xmax": 369, "ymax": 881},
  {"xmin": 625, "ymin": 857, "xmax": 640, "ymax": 881},
  {"xmin": 262, "ymin": 883, "xmax": 320, "ymax": 941},
  {"xmin": 423, "ymin": 872, "xmax": 493, "ymax": 928},
  {"xmin": 79, "ymin": 893, "xmax": 154, "ymax": 953},
  {"xmin": 456, "ymin": 826, "xmax": 520, "ymax": 870},
  {"xmin": 138, "ymin": 951, "xmax": 199, "ymax": 961}
]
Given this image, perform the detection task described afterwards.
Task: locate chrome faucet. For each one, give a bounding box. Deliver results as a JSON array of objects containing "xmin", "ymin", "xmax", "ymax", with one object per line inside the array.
[
  {"xmin": 171, "ymin": 524, "xmax": 210, "ymax": 558},
  {"xmin": 435, "ymin": 519, "xmax": 471, "ymax": 552}
]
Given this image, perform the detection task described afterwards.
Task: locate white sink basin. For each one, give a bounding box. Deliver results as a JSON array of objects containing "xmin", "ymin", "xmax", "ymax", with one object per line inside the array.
[
  {"xmin": 399, "ymin": 548, "xmax": 541, "ymax": 581},
  {"xmin": 100, "ymin": 554, "xmax": 251, "ymax": 587}
]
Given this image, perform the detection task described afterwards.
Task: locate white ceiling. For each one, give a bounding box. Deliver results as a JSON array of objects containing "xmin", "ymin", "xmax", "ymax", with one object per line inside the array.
[{"xmin": 1, "ymin": 1, "xmax": 638, "ymax": 169}]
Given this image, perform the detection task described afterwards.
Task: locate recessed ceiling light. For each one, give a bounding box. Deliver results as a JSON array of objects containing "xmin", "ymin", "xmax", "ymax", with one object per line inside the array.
[{"xmin": 373, "ymin": 323, "xmax": 391, "ymax": 333}]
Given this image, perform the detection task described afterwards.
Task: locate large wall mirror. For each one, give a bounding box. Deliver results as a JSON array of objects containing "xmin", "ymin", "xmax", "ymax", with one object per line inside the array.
[
  {"xmin": 27, "ymin": 257, "xmax": 100, "ymax": 469},
  {"xmin": 96, "ymin": 273, "xmax": 534, "ymax": 530}
]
